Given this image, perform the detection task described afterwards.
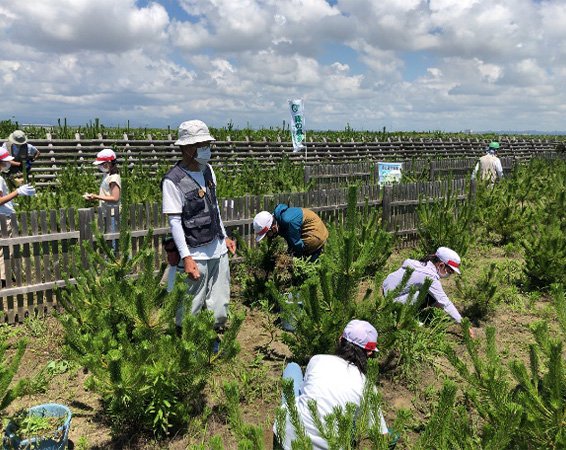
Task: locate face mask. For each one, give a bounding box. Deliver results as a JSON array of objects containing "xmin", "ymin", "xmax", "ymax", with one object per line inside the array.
[
  {"xmin": 98, "ymin": 166, "xmax": 109, "ymax": 173},
  {"xmin": 1, "ymin": 162, "xmax": 10, "ymax": 173},
  {"xmin": 194, "ymin": 146, "xmax": 212, "ymax": 164},
  {"xmin": 438, "ymin": 264, "xmax": 450, "ymax": 279}
]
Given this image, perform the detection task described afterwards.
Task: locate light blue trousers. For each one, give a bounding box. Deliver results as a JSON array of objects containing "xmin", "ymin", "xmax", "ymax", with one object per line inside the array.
[{"xmin": 175, "ymin": 253, "xmax": 230, "ymax": 329}]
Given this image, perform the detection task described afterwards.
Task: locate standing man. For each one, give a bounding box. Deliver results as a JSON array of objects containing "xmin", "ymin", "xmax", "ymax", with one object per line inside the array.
[
  {"xmin": 472, "ymin": 141, "xmax": 503, "ymax": 184},
  {"xmin": 161, "ymin": 120, "xmax": 236, "ymax": 336},
  {"xmin": 253, "ymin": 204, "xmax": 328, "ymax": 261},
  {"xmin": 2, "ymin": 130, "xmax": 40, "ymax": 186}
]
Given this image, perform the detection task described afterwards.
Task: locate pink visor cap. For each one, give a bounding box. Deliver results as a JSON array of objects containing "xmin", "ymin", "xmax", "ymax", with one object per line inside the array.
[
  {"xmin": 435, "ymin": 246, "xmax": 461, "ymax": 274},
  {"xmin": 93, "ymin": 148, "xmax": 117, "ymax": 165},
  {"xmin": 342, "ymin": 319, "xmax": 378, "ymax": 351}
]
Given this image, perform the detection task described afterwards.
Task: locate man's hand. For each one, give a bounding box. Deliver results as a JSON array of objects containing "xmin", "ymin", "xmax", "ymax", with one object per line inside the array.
[
  {"xmin": 225, "ymin": 237, "xmax": 236, "ymax": 255},
  {"xmin": 183, "ymin": 256, "xmax": 200, "ymax": 280}
]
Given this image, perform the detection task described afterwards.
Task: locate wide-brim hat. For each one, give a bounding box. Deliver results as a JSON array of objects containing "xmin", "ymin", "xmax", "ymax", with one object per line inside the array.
[
  {"xmin": 8, "ymin": 130, "xmax": 27, "ymax": 145},
  {"xmin": 174, "ymin": 120, "xmax": 215, "ymax": 146}
]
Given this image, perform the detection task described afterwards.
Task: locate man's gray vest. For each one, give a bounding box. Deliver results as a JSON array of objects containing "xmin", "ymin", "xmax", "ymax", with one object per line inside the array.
[
  {"xmin": 162, "ymin": 163, "xmax": 224, "ymax": 248},
  {"xmin": 5, "ymin": 143, "xmax": 33, "ymax": 175}
]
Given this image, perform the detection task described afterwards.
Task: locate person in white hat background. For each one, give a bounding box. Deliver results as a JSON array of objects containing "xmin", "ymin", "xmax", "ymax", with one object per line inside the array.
[
  {"xmin": 252, "ymin": 204, "xmax": 328, "ymax": 261},
  {"xmin": 84, "ymin": 149, "xmax": 121, "ymax": 251},
  {"xmin": 0, "ymin": 148, "xmax": 36, "ymax": 286},
  {"xmin": 1, "ymin": 130, "xmax": 40, "ymax": 187},
  {"xmin": 161, "ymin": 120, "xmax": 236, "ymax": 343},
  {"xmin": 273, "ymin": 319, "xmax": 392, "ymax": 449},
  {"xmin": 382, "ymin": 246, "xmax": 476, "ymax": 338},
  {"xmin": 471, "ymin": 141, "xmax": 503, "ymax": 184}
]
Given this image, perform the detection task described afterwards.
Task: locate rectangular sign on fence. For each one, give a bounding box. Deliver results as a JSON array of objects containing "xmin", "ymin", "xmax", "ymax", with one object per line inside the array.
[
  {"xmin": 377, "ymin": 162, "xmax": 403, "ymax": 185},
  {"xmin": 288, "ymin": 99, "xmax": 306, "ymax": 152}
]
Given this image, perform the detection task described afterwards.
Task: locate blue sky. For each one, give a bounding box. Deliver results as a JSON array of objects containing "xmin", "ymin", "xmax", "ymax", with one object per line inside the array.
[{"xmin": 1, "ymin": 0, "xmax": 566, "ymax": 132}]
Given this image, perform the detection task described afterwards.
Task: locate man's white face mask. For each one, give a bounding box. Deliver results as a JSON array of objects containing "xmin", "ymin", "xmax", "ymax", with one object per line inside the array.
[
  {"xmin": 194, "ymin": 146, "xmax": 212, "ymax": 165},
  {"xmin": 1, "ymin": 161, "xmax": 11, "ymax": 173}
]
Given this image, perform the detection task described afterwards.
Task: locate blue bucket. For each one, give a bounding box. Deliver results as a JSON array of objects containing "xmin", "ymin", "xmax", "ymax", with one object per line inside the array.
[{"xmin": 3, "ymin": 403, "xmax": 72, "ymax": 450}]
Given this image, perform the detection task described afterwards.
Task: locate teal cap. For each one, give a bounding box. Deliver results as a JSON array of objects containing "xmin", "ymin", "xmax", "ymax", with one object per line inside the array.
[{"xmin": 489, "ymin": 141, "xmax": 500, "ymax": 149}]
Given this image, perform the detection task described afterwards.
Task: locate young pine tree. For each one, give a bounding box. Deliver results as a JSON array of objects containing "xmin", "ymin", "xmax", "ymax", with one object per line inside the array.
[{"xmin": 56, "ymin": 178, "xmax": 242, "ymax": 436}]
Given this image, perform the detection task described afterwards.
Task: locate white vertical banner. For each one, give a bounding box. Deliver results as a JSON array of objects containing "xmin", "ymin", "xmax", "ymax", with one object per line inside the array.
[{"xmin": 288, "ymin": 98, "xmax": 306, "ymax": 152}]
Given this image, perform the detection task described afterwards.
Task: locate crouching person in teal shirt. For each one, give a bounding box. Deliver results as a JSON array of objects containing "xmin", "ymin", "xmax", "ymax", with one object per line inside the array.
[{"xmin": 253, "ymin": 203, "xmax": 329, "ymax": 261}]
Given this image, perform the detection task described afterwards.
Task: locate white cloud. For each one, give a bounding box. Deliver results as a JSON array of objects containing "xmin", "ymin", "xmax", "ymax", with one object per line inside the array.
[{"xmin": 1, "ymin": 0, "xmax": 566, "ymax": 131}]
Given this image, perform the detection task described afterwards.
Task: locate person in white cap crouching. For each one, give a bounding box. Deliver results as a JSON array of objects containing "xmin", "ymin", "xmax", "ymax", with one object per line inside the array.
[
  {"xmin": 161, "ymin": 120, "xmax": 236, "ymax": 347},
  {"xmin": 382, "ymin": 246, "xmax": 476, "ymax": 338},
  {"xmin": 0, "ymin": 148, "xmax": 36, "ymax": 286},
  {"xmin": 274, "ymin": 319, "xmax": 393, "ymax": 449}
]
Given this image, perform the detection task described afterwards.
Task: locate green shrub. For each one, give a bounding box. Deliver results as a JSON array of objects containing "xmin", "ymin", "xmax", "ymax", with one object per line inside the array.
[
  {"xmin": 416, "ymin": 181, "xmax": 473, "ymax": 257},
  {"xmin": 56, "ymin": 220, "xmax": 242, "ymax": 436},
  {"xmin": 522, "ymin": 217, "xmax": 566, "ymax": 290},
  {"xmin": 445, "ymin": 287, "xmax": 566, "ymax": 448}
]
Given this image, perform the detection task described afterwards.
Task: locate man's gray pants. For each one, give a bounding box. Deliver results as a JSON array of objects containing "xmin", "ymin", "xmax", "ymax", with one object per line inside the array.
[{"xmin": 175, "ymin": 253, "xmax": 230, "ymax": 329}]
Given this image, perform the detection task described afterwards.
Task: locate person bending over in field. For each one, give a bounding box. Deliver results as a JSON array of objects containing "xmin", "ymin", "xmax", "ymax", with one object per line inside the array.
[
  {"xmin": 84, "ymin": 149, "xmax": 121, "ymax": 251},
  {"xmin": 253, "ymin": 204, "xmax": 328, "ymax": 262},
  {"xmin": 382, "ymin": 246, "xmax": 476, "ymax": 338},
  {"xmin": 0, "ymin": 148, "xmax": 36, "ymax": 287},
  {"xmin": 273, "ymin": 319, "xmax": 395, "ymax": 449}
]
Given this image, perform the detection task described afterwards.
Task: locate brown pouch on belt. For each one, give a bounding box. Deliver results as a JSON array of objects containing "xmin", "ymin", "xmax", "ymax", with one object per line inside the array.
[{"xmin": 163, "ymin": 238, "xmax": 180, "ymax": 266}]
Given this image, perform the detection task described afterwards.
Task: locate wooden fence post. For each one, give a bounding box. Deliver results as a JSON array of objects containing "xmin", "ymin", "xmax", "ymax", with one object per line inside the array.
[
  {"xmin": 78, "ymin": 208, "xmax": 94, "ymax": 269},
  {"xmin": 304, "ymin": 165, "xmax": 311, "ymax": 187},
  {"xmin": 382, "ymin": 185, "xmax": 392, "ymax": 230}
]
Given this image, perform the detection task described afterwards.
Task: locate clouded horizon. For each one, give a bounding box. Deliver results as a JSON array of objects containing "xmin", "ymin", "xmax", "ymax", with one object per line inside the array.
[{"xmin": 1, "ymin": 0, "xmax": 565, "ymax": 133}]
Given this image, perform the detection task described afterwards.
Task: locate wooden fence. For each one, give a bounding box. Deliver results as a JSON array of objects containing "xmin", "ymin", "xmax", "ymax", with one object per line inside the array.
[
  {"xmin": 17, "ymin": 136, "xmax": 562, "ymax": 187},
  {"xmin": 0, "ymin": 179, "xmax": 472, "ymax": 323}
]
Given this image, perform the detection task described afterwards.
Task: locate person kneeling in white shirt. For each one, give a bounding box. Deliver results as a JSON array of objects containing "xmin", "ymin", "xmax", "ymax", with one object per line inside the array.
[{"xmin": 274, "ymin": 320, "xmax": 393, "ymax": 449}]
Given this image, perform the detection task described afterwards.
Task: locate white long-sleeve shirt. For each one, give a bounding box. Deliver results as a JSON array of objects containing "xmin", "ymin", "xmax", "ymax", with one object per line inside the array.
[
  {"xmin": 472, "ymin": 154, "xmax": 503, "ymax": 182},
  {"xmin": 382, "ymin": 259, "xmax": 462, "ymax": 323}
]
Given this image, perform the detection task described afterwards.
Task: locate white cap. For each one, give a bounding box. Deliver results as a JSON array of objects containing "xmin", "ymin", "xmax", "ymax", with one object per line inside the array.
[
  {"xmin": 174, "ymin": 120, "xmax": 215, "ymax": 146},
  {"xmin": 93, "ymin": 148, "xmax": 116, "ymax": 165},
  {"xmin": 253, "ymin": 211, "xmax": 274, "ymax": 242},
  {"xmin": 8, "ymin": 130, "xmax": 27, "ymax": 145},
  {"xmin": 0, "ymin": 148, "xmax": 14, "ymax": 161},
  {"xmin": 342, "ymin": 319, "xmax": 378, "ymax": 351},
  {"xmin": 435, "ymin": 246, "xmax": 461, "ymax": 274}
]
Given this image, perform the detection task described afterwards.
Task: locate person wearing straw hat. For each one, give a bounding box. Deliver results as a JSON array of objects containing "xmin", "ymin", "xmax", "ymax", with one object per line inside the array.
[
  {"xmin": 273, "ymin": 319, "xmax": 393, "ymax": 449},
  {"xmin": 161, "ymin": 120, "xmax": 236, "ymax": 345},
  {"xmin": 382, "ymin": 246, "xmax": 476, "ymax": 338},
  {"xmin": 1, "ymin": 130, "xmax": 40, "ymax": 187},
  {"xmin": 0, "ymin": 148, "xmax": 36, "ymax": 286},
  {"xmin": 472, "ymin": 141, "xmax": 503, "ymax": 184},
  {"xmin": 253, "ymin": 204, "xmax": 328, "ymax": 261}
]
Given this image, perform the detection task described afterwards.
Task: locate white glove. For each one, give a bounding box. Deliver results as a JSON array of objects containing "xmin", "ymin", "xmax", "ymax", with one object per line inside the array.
[{"xmin": 16, "ymin": 184, "xmax": 36, "ymax": 197}]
